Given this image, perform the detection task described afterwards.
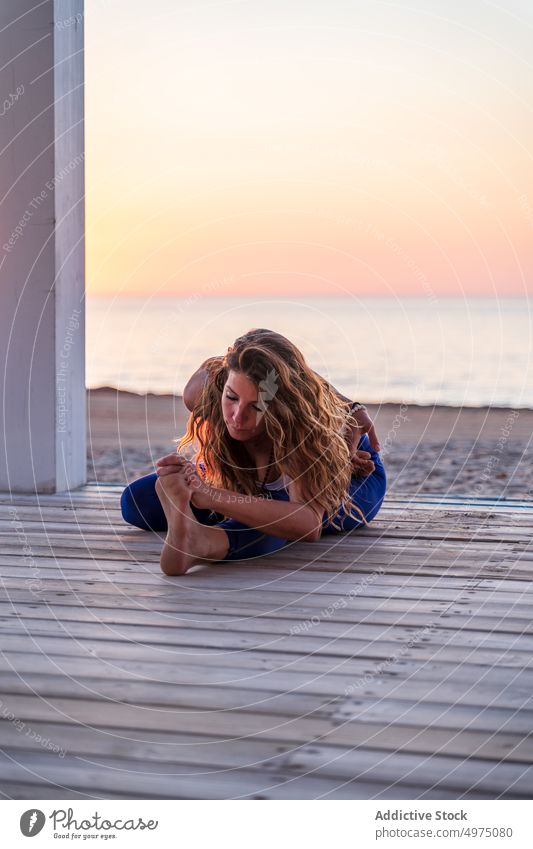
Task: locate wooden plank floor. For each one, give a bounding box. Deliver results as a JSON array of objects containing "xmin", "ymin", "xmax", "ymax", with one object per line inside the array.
[{"xmin": 1, "ymin": 483, "xmax": 532, "ymax": 800}]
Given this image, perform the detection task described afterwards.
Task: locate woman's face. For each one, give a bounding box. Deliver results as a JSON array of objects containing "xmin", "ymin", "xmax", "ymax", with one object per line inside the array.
[{"xmin": 221, "ymin": 369, "xmax": 267, "ymax": 442}]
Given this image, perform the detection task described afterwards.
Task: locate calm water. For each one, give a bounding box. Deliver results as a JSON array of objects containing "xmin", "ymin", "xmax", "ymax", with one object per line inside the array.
[{"xmin": 86, "ymin": 297, "xmax": 533, "ymax": 408}]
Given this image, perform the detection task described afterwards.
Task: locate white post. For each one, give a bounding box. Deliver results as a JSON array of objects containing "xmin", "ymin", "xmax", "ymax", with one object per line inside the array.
[{"xmin": 0, "ymin": 1, "xmax": 85, "ymax": 493}]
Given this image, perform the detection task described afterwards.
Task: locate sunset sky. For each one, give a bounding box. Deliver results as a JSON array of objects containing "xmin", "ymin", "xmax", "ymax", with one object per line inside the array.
[{"xmin": 85, "ymin": 0, "xmax": 533, "ymax": 298}]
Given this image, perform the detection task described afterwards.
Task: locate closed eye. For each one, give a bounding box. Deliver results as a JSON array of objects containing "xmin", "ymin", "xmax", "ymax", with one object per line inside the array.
[{"xmin": 225, "ymin": 392, "xmax": 261, "ymax": 412}]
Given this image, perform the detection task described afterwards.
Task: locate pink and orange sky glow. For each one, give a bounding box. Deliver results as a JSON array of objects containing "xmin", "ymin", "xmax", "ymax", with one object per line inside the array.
[{"xmin": 85, "ymin": 0, "xmax": 533, "ymax": 299}]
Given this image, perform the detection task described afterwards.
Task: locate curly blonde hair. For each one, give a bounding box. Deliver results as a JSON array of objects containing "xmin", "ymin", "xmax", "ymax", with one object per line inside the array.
[{"xmin": 177, "ymin": 328, "xmax": 366, "ymax": 529}]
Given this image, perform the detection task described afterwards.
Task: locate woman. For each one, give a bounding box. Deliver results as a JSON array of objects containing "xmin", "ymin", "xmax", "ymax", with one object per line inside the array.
[{"xmin": 120, "ymin": 328, "xmax": 386, "ymax": 575}]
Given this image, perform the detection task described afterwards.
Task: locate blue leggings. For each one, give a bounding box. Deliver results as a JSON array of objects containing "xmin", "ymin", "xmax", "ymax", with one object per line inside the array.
[{"xmin": 120, "ymin": 434, "xmax": 386, "ymax": 562}]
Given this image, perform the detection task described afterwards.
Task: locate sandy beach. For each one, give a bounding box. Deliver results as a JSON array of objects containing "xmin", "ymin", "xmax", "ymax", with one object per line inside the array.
[{"xmin": 87, "ymin": 388, "xmax": 533, "ymax": 500}]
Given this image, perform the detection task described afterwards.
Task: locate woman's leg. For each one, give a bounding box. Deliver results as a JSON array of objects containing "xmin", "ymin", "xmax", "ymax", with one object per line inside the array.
[
  {"xmin": 155, "ymin": 473, "xmax": 230, "ymax": 575},
  {"xmin": 215, "ymin": 519, "xmax": 289, "ymax": 562},
  {"xmin": 120, "ymin": 472, "xmax": 223, "ymax": 532},
  {"xmin": 214, "ymin": 488, "xmax": 292, "ymax": 562},
  {"xmin": 120, "ymin": 472, "xmax": 289, "ymax": 568},
  {"xmin": 120, "ymin": 439, "xmax": 385, "ymax": 567},
  {"xmin": 322, "ymin": 433, "xmax": 387, "ymax": 534}
]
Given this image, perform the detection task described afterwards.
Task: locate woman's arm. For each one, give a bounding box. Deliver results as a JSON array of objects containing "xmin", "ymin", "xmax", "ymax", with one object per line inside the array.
[
  {"xmin": 182, "ymin": 362, "xmax": 210, "ymax": 411},
  {"xmin": 156, "ymin": 454, "xmax": 323, "ymax": 541},
  {"xmin": 313, "ymin": 369, "xmax": 380, "ymax": 453},
  {"xmin": 195, "ymin": 484, "xmax": 323, "ymax": 542},
  {"xmin": 183, "ymin": 355, "xmax": 226, "ymax": 411}
]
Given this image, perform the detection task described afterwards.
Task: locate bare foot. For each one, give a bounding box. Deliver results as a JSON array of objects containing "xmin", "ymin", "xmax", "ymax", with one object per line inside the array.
[{"xmin": 155, "ymin": 472, "xmax": 228, "ymax": 575}]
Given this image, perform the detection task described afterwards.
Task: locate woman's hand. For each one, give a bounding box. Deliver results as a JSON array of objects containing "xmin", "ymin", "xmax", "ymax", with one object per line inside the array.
[
  {"xmin": 155, "ymin": 453, "xmax": 213, "ymax": 509},
  {"xmin": 348, "ymin": 406, "xmax": 380, "ymax": 452},
  {"xmin": 343, "ymin": 407, "xmax": 380, "ymax": 476},
  {"xmin": 155, "ymin": 463, "xmax": 192, "ymax": 499},
  {"xmin": 155, "ymin": 452, "xmax": 186, "ymax": 474},
  {"xmin": 350, "ymin": 449, "xmax": 375, "ymax": 477}
]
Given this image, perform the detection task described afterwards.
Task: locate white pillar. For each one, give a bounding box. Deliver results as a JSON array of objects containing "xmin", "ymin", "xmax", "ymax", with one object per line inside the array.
[{"xmin": 0, "ymin": 1, "xmax": 85, "ymax": 493}]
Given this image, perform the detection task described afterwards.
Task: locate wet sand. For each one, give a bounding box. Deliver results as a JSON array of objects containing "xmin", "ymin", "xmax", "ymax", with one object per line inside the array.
[{"xmin": 87, "ymin": 388, "xmax": 533, "ymax": 499}]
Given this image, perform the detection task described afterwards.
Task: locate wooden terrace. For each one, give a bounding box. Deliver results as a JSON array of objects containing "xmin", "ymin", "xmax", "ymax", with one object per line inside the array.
[{"xmin": 0, "ymin": 485, "xmax": 532, "ymax": 799}]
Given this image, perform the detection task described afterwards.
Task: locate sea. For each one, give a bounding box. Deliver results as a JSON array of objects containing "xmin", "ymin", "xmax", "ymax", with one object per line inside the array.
[{"xmin": 86, "ymin": 297, "xmax": 533, "ymax": 408}]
